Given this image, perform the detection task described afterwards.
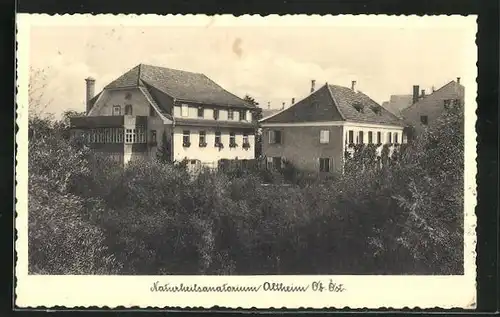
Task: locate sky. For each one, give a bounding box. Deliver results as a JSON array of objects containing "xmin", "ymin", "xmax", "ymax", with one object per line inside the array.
[{"xmin": 27, "ymin": 15, "xmax": 475, "ymax": 117}]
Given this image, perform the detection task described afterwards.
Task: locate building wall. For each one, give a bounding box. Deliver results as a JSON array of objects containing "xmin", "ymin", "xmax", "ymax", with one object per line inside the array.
[
  {"xmin": 173, "ymin": 103, "xmax": 252, "ymax": 122},
  {"xmin": 401, "ymin": 82, "xmax": 465, "ymax": 135},
  {"xmin": 262, "ymin": 123, "xmax": 405, "ymax": 173},
  {"xmin": 172, "ymin": 126, "xmax": 255, "ymax": 166},
  {"xmin": 262, "ymin": 125, "xmax": 344, "ymax": 173},
  {"xmin": 89, "ymin": 87, "xmax": 153, "ymax": 117}
]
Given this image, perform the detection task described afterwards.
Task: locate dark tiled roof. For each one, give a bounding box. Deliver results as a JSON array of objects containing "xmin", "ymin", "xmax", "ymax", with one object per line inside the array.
[
  {"xmin": 175, "ymin": 118, "xmax": 254, "ymax": 129},
  {"xmin": 105, "ymin": 64, "xmax": 253, "ymax": 109},
  {"xmin": 328, "ymin": 85, "xmax": 403, "ymax": 125},
  {"xmin": 261, "ymin": 85, "xmax": 344, "ymax": 123},
  {"xmin": 261, "ymin": 83, "xmax": 405, "ymax": 126}
]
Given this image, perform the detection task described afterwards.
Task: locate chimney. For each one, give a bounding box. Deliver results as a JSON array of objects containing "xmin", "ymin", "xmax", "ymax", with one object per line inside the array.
[
  {"xmin": 351, "ymin": 80, "xmax": 357, "ymax": 91},
  {"xmin": 432, "ymin": 86, "xmax": 435, "ymax": 92},
  {"xmin": 412, "ymin": 85, "xmax": 419, "ymax": 104},
  {"xmin": 291, "ymin": 97, "xmax": 295, "ymax": 105},
  {"xmin": 85, "ymin": 77, "xmax": 96, "ymax": 114},
  {"xmin": 457, "ymin": 77, "xmax": 461, "ymax": 84},
  {"xmin": 310, "ymin": 80, "xmax": 316, "ymax": 93},
  {"xmin": 267, "ymin": 101, "xmax": 270, "ymax": 110},
  {"xmin": 282, "ymin": 102, "xmax": 285, "ymax": 110},
  {"xmin": 421, "ymin": 89, "xmax": 426, "ymax": 98}
]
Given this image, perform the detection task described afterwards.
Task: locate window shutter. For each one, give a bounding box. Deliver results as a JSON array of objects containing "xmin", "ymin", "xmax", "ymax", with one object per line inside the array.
[{"xmin": 268, "ymin": 130, "xmax": 273, "ymax": 144}]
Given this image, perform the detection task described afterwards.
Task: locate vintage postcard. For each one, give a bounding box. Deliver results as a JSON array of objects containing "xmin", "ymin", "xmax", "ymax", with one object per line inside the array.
[{"xmin": 15, "ymin": 14, "xmax": 477, "ymax": 309}]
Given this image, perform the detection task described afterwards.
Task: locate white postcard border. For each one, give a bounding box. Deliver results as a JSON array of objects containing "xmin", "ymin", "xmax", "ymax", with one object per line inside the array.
[{"xmin": 15, "ymin": 13, "xmax": 478, "ymax": 309}]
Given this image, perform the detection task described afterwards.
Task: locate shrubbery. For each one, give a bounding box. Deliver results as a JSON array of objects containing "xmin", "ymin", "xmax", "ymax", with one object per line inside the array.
[{"xmin": 27, "ymin": 108, "xmax": 464, "ymax": 275}]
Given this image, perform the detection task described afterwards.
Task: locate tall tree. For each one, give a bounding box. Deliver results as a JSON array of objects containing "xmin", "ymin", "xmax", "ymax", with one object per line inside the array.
[{"xmin": 244, "ymin": 94, "xmax": 263, "ymax": 158}]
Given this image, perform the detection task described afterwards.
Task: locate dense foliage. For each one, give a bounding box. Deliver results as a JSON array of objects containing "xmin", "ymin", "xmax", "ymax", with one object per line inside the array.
[{"xmin": 28, "ymin": 108, "xmax": 464, "ymax": 275}]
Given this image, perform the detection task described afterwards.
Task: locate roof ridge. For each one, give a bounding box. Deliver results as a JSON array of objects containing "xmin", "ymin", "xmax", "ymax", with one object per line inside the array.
[
  {"xmin": 139, "ymin": 63, "xmax": 204, "ymax": 76},
  {"xmin": 326, "ymin": 84, "xmax": 346, "ymax": 121}
]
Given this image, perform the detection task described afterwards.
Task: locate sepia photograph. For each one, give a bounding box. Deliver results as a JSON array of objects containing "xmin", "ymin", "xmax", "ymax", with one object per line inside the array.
[{"xmin": 16, "ymin": 14, "xmax": 477, "ymax": 309}]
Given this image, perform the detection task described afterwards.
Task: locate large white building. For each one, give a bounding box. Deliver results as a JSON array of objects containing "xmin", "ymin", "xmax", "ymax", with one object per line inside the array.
[{"xmin": 71, "ymin": 64, "xmax": 257, "ymax": 169}]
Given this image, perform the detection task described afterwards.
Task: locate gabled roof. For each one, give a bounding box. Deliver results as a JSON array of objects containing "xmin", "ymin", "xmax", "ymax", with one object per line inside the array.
[
  {"xmin": 261, "ymin": 83, "xmax": 404, "ymax": 126},
  {"xmin": 400, "ymin": 80, "xmax": 463, "ymax": 114},
  {"xmin": 103, "ymin": 64, "xmax": 253, "ymax": 109}
]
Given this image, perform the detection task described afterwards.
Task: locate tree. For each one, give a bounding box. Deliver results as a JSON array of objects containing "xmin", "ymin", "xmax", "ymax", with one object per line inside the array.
[
  {"xmin": 244, "ymin": 94, "xmax": 263, "ymax": 157},
  {"xmin": 156, "ymin": 130, "xmax": 172, "ymax": 164},
  {"xmin": 28, "ymin": 67, "xmax": 54, "ymax": 120}
]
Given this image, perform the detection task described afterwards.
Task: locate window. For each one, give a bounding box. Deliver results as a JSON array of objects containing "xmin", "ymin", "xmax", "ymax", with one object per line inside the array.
[
  {"xmin": 272, "ymin": 157, "xmax": 282, "ymax": 169},
  {"xmin": 181, "ymin": 104, "xmax": 189, "ymax": 117},
  {"xmin": 444, "ymin": 99, "xmax": 451, "ymax": 110},
  {"xmin": 213, "ymin": 109, "xmax": 219, "ymax": 120},
  {"xmin": 215, "ymin": 131, "xmax": 222, "ymax": 145},
  {"xmin": 229, "ymin": 132, "xmax": 236, "ymax": 145},
  {"xmin": 243, "ymin": 133, "xmax": 249, "ymax": 144},
  {"xmin": 269, "ymin": 130, "xmax": 282, "ymax": 144},
  {"xmin": 420, "ymin": 115, "xmax": 428, "ymax": 125},
  {"xmin": 320, "ymin": 130, "xmax": 329, "ymax": 144},
  {"xmin": 125, "ymin": 129, "xmax": 134, "ymax": 143},
  {"xmin": 228, "ymin": 109, "xmax": 234, "ymax": 120},
  {"xmin": 125, "ymin": 127, "xmax": 146, "ymax": 144},
  {"xmin": 125, "ymin": 104, "xmax": 133, "ymax": 115},
  {"xmin": 377, "ymin": 132, "xmax": 381, "ymax": 144},
  {"xmin": 197, "ymin": 107, "xmax": 204, "ymax": 118},
  {"xmin": 368, "ymin": 131, "xmax": 373, "ymax": 144},
  {"xmin": 394, "ymin": 133, "xmax": 399, "ymax": 144},
  {"xmin": 151, "ymin": 130, "xmax": 157, "ymax": 143},
  {"xmin": 183, "ymin": 130, "xmax": 191, "ymax": 146},
  {"xmin": 359, "ymin": 131, "xmax": 364, "ymax": 144},
  {"xmin": 239, "ymin": 110, "xmax": 246, "ymax": 121},
  {"xmin": 387, "ymin": 132, "xmax": 392, "ymax": 143},
  {"xmin": 149, "ymin": 106, "xmax": 156, "ymax": 117},
  {"xmin": 199, "ymin": 131, "xmax": 206, "ymax": 146},
  {"xmin": 319, "ymin": 158, "xmax": 331, "ymax": 172},
  {"xmin": 112, "ymin": 105, "xmax": 121, "ymax": 116},
  {"xmin": 348, "ymin": 130, "xmax": 354, "ymax": 144}
]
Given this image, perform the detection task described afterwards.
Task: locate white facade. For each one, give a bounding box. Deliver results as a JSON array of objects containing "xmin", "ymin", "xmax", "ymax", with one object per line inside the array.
[
  {"xmin": 173, "ymin": 126, "xmax": 255, "ymax": 167},
  {"xmin": 341, "ymin": 122, "xmax": 405, "ymax": 147}
]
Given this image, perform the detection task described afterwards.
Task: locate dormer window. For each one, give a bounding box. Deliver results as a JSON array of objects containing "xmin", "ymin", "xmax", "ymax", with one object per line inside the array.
[
  {"xmin": 353, "ymin": 102, "xmax": 364, "ymax": 113},
  {"xmin": 228, "ymin": 109, "xmax": 234, "ymax": 120},
  {"xmin": 371, "ymin": 105, "xmax": 382, "ymax": 115}
]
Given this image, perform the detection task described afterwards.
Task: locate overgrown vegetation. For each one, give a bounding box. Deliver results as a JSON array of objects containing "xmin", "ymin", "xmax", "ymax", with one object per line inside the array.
[{"xmin": 28, "ymin": 107, "xmax": 464, "ymax": 275}]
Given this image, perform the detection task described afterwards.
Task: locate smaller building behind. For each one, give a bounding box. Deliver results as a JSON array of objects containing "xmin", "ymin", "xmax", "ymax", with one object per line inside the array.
[{"xmin": 400, "ymin": 78, "xmax": 464, "ymax": 137}]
